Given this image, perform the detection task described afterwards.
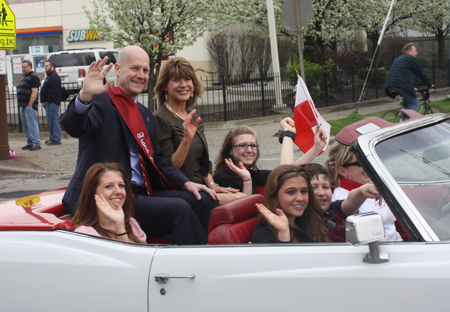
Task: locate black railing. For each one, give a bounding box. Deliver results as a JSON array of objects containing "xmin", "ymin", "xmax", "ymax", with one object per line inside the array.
[{"xmin": 6, "ymin": 60, "xmax": 450, "ymax": 133}]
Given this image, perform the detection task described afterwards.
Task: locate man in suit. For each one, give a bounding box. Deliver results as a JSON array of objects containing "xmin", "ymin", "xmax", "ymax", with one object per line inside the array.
[{"xmin": 60, "ymin": 45, "xmax": 219, "ymax": 245}]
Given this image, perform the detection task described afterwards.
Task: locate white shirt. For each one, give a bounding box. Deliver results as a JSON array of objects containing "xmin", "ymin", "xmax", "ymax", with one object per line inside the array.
[{"xmin": 333, "ymin": 186, "xmax": 402, "ymax": 241}]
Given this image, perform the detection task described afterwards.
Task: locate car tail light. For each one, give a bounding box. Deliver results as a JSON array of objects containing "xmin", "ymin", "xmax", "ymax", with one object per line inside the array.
[{"xmin": 79, "ymin": 69, "xmax": 86, "ymax": 78}]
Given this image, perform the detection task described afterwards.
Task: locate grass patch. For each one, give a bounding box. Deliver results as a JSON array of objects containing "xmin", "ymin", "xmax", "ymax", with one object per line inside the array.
[
  {"xmin": 328, "ymin": 98, "xmax": 450, "ymax": 136},
  {"xmin": 329, "ymin": 110, "xmax": 384, "ymax": 136},
  {"xmin": 428, "ymin": 97, "xmax": 450, "ymax": 112}
]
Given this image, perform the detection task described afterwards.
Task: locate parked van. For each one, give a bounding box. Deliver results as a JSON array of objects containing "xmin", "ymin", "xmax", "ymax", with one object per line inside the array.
[{"xmin": 47, "ymin": 48, "xmax": 118, "ymax": 99}]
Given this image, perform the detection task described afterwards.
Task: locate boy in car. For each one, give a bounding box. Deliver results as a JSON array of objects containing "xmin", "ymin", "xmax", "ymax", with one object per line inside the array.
[{"xmin": 303, "ymin": 163, "xmax": 382, "ymax": 242}]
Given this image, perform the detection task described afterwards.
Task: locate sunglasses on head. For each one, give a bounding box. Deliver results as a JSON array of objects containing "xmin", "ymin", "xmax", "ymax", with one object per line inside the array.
[{"xmin": 343, "ymin": 161, "xmax": 361, "ymax": 167}]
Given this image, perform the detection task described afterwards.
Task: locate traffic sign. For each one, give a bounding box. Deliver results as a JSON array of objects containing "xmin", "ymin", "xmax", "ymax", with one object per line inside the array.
[
  {"xmin": 0, "ymin": 0, "xmax": 15, "ymax": 49},
  {"xmin": 282, "ymin": 0, "xmax": 313, "ymax": 31}
]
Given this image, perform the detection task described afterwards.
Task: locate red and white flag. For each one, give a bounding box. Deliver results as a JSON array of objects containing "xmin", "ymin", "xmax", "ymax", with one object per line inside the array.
[{"xmin": 293, "ymin": 75, "xmax": 330, "ymax": 154}]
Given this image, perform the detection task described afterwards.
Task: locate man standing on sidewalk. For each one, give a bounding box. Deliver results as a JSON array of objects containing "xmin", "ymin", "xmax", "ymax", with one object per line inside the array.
[
  {"xmin": 40, "ymin": 61, "xmax": 62, "ymax": 145},
  {"xmin": 385, "ymin": 43, "xmax": 433, "ymax": 111},
  {"xmin": 18, "ymin": 60, "xmax": 41, "ymax": 151}
]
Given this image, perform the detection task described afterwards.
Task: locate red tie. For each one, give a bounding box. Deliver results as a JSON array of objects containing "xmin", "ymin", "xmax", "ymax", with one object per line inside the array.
[{"xmin": 137, "ymin": 144, "xmax": 152, "ymax": 197}]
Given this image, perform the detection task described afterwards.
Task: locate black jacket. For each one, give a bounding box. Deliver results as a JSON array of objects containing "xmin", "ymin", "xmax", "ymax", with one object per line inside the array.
[
  {"xmin": 385, "ymin": 54, "xmax": 431, "ymax": 98},
  {"xmin": 40, "ymin": 70, "xmax": 62, "ymax": 105}
]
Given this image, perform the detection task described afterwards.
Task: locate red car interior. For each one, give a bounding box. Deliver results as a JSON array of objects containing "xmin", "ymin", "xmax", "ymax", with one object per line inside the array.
[{"xmin": 208, "ymin": 194, "xmax": 265, "ymax": 245}]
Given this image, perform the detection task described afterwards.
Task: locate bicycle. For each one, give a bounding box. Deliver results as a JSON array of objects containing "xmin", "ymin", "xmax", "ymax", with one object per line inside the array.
[{"xmin": 381, "ymin": 88, "xmax": 445, "ymax": 122}]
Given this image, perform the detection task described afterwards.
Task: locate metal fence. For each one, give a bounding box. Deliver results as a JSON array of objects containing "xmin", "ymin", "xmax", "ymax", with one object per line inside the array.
[{"xmin": 6, "ymin": 60, "xmax": 450, "ymax": 133}]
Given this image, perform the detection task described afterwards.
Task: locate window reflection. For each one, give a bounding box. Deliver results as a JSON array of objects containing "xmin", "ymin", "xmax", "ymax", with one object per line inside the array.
[{"xmin": 375, "ymin": 121, "xmax": 450, "ymax": 240}]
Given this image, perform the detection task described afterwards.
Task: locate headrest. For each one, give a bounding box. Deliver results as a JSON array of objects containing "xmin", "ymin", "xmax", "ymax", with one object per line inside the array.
[{"xmin": 208, "ymin": 194, "xmax": 264, "ymax": 234}]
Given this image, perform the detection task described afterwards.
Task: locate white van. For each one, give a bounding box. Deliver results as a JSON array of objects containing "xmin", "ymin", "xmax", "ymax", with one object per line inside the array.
[{"xmin": 47, "ymin": 48, "xmax": 118, "ymax": 99}]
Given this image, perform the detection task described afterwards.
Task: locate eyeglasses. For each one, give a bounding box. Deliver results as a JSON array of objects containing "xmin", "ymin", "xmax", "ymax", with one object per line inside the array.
[
  {"xmin": 233, "ymin": 143, "xmax": 259, "ymax": 150},
  {"xmin": 343, "ymin": 161, "xmax": 361, "ymax": 167}
]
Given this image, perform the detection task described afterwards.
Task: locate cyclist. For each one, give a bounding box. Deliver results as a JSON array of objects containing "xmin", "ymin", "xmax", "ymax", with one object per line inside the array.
[{"xmin": 385, "ymin": 43, "xmax": 434, "ymax": 111}]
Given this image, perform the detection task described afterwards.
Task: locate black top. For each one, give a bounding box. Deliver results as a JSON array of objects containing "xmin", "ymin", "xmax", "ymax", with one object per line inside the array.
[
  {"xmin": 213, "ymin": 167, "xmax": 270, "ymax": 194},
  {"xmin": 40, "ymin": 70, "xmax": 62, "ymax": 106},
  {"xmin": 251, "ymin": 220, "xmax": 314, "ymax": 244},
  {"xmin": 17, "ymin": 71, "xmax": 41, "ymax": 110},
  {"xmin": 324, "ymin": 200, "xmax": 344, "ymax": 220}
]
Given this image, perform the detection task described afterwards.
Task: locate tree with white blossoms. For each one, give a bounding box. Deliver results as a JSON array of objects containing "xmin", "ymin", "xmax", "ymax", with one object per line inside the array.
[
  {"xmin": 84, "ymin": 0, "xmax": 244, "ymax": 104},
  {"xmin": 407, "ymin": 0, "xmax": 450, "ymax": 62},
  {"xmin": 350, "ymin": 0, "xmax": 430, "ymax": 57},
  {"xmin": 305, "ymin": 0, "xmax": 354, "ymax": 65},
  {"xmin": 239, "ymin": 0, "xmax": 354, "ymax": 65}
]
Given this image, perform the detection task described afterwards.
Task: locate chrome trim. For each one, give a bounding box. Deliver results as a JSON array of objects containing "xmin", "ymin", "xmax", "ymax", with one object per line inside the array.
[
  {"xmin": 154, "ymin": 273, "xmax": 196, "ymax": 284},
  {"xmin": 355, "ymin": 114, "xmax": 450, "ymax": 242}
]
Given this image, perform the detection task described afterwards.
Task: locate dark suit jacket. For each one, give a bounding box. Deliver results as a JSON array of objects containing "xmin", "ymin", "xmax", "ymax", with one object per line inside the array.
[{"xmin": 60, "ymin": 92, "xmax": 189, "ymax": 214}]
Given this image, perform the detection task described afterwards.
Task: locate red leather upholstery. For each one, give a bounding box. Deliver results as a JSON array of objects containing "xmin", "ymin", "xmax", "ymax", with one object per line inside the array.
[{"xmin": 208, "ymin": 194, "xmax": 265, "ymax": 245}]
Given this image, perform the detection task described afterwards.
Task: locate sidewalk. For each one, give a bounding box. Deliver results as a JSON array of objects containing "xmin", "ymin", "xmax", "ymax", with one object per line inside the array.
[{"xmin": 2, "ymin": 90, "xmax": 449, "ymax": 175}]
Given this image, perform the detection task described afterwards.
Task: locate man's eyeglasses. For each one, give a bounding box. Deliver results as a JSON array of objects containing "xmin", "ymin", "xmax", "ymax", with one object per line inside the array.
[
  {"xmin": 343, "ymin": 161, "xmax": 361, "ymax": 167},
  {"xmin": 233, "ymin": 143, "xmax": 259, "ymax": 150}
]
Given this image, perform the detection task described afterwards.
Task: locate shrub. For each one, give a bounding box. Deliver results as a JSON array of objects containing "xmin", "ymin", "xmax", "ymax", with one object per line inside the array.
[
  {"xmin": 357, "ymin": 68, "xmax": 388, "ymax": 85},
  {"xmin": 283, "ymin": 54, "xmax": 335, "ymax": 98},
  {"xmin": 325, "ymin": 49, "xmax": 368, "ymax": 70}
]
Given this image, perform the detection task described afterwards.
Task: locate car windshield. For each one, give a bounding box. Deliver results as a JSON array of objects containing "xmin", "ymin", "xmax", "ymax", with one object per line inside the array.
[{"xmin": 375, "ymin": 120, "xmax": 450, "ymax": 240}]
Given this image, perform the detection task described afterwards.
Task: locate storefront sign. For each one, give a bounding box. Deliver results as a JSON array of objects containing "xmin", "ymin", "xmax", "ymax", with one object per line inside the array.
[
  {"xmin": 12, "ymin": 57, "xmax": 21, "ymax": 74},
  {"xmin": 66, "ymin": 29, "xmax": 102, "ymax": 43},
  {"xmin": 29, "ymin": 46, "xmax": 48, "ymax": 54}
]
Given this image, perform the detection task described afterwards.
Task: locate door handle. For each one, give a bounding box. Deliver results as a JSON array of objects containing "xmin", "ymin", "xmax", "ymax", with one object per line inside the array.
[{"xmin": 154, "ymin": 273, "xmax": 196, "ymax": 284}]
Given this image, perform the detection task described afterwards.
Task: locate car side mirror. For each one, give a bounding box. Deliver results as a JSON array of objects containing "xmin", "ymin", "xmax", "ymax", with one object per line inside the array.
[{"xmin": 346, "ymin": 212, "xmax": 389, "ymax": 264}]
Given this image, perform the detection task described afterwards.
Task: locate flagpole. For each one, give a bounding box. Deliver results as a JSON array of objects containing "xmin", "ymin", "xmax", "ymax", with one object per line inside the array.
[{"xmin": 354, "ymin": 0, "xmax": 396, "ymax": 113}]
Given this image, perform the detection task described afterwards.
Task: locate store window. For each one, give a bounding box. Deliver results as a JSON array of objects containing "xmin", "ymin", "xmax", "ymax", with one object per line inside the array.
[{"xmin": 9, "ymin": 35, "xmax": 62, "ymax": 54}]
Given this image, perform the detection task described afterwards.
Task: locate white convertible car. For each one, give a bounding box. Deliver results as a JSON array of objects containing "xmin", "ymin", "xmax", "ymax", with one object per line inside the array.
[{"xmin": 1, "ymin": 114, "xmax": 450, "ymax": 312}]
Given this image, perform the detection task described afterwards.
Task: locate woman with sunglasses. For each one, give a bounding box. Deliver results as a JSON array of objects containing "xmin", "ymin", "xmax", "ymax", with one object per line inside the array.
[
  {"xmin": 251, "ymin": 165, "xmax": 328, "ymax": 243},
  {"xmin": 154, "ymin": 57, "xmax": 245, "ymax": 204},
  {"xmin": 324, "ymin": 142, "xmax": 402, "ymax": 241}
]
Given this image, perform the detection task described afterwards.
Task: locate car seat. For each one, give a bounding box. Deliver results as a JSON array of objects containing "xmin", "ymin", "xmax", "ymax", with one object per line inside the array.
[{"xmin": 208, "ymin": 194, "xmax": 264, "ymax": 244}]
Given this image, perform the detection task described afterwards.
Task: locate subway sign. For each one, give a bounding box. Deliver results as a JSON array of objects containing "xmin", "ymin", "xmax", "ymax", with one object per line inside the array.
[{"xmin": 66, "ymin": 29, "xmax": 102, "ymax": 43}]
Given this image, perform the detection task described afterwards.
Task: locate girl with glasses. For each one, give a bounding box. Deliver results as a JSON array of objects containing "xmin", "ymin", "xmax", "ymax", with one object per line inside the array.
[
  {"xmin": 214, "ymin": 126, "xmax": 270, "ymax": 196},
  {"xmin": 214, "ymin": 117, "xmax": 327, "ymax": 196}
]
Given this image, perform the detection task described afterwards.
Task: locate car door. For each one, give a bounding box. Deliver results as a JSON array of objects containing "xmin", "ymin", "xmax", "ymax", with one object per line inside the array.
[
  {"xmin": 0, "ymin": 230, "xmax": 157, "ymax": 312},
  {"xmin": 148, "ymin": 242, "xmax": 450, "ymax": 312}
]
